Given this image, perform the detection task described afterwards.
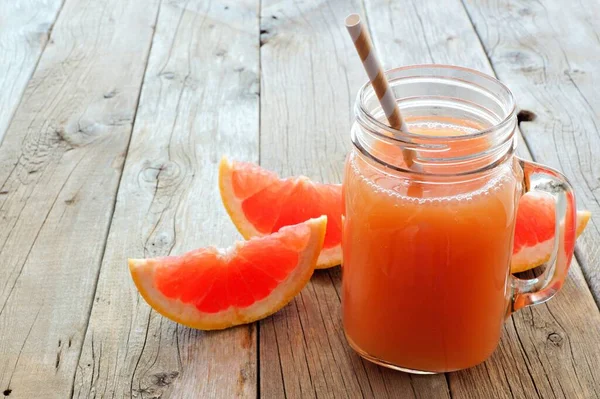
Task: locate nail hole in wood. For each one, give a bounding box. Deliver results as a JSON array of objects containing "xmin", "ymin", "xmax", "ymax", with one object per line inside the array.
[
  {"xmin": 3, "ymin": 389, "xmax": 11, "ymax": 396},
  {"xmin": 517, "ymin": 110, "xmax": 536, "ymax": 123}
]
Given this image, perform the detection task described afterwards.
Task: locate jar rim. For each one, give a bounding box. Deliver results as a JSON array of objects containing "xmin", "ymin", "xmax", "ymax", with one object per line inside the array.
[{"xmin": 356, "ymin": 64, "xmax": 517, "ymax": 143}]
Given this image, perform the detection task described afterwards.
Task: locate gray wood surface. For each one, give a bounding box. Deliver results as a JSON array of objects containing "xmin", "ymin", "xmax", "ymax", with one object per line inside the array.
[
  {"xmin": 463, "ymin": 0, "xmax": 600, "ymax": 304},
  {"xmin": 257, "ymin": 0, "xmax": 600, "ymax": 397},
  {"xmin": 72, "ymin": 0, "xmax": 259, "ymax": 397},
  {"xmin": 370, "ymin": 0, "xmax": 600, "ymax": 397},
  {"xmin": 0, "ymin": 0, "xmax": 64, "ymax": 142},
  {"xmin": 258, "ymin": 0, "xmax": 438, "ymax": 397},
  {"xmin": 0, "ymin": 0, "xmax": 598, "ymax": 397},
  {"xmin": 259, "ymin": 0, "xmax": 371, "ymax": 397},
  {"xmin": 0, "ymin": 0, "xmax": 160, "ymax": 397}
]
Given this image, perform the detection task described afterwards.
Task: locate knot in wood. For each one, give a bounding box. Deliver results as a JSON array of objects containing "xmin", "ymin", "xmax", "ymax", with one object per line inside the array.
[
  {"xmin": 140, "ymin": 161, "xmax": 181, "ymax": 185},
  {"xmin": 517, "ymin": 110, "xmax": 536, "ymax": 123},
  {"xmin": 505, "ymin": 51, "xmax": 531, "ymax": 65},
  {"xmin": 151, "ymin": 371, "xmax": 179, "ymax": 387},
  {"xmin": 547, "ymin": 332, "xmax": 563, "ymax": 346}
]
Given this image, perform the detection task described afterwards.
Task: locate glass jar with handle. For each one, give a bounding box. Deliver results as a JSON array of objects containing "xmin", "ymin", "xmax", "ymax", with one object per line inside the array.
[{"xmin": 342, "ymin": 65, "xmax": 576, "ymax": 373}]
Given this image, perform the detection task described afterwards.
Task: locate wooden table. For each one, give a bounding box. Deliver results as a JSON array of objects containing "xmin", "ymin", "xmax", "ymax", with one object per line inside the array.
[{"xmin": 1, "ymin": 0, "xmax": 599, "ymax": 397}]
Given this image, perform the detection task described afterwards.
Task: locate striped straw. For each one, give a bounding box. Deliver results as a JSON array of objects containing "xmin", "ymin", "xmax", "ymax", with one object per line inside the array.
[{"xmin": 345, "ymin": 14, "xmax": 420, "ymax": 173}]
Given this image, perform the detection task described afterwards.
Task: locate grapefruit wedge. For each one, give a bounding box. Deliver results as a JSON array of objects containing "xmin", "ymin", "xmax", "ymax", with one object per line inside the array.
[
  {"xmin": 129, "ymin": 216, "xmax": 327, "ymax": 330},
  {"xmin": 219, "ymin": 158, "xmax": 590, "ymax": 274},
  {"xmin": 512, "ymin": 192, "xmax": 590, "ymax": 273},
  {"xmin": 219, "ymin": 158, "xmax": 342, "ymax": 268}
]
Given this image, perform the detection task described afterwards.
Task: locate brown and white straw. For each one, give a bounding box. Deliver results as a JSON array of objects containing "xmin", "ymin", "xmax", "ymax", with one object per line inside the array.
[{"xmin": 345, "ymin": 14, "xmax": 421, "ymax": 173}]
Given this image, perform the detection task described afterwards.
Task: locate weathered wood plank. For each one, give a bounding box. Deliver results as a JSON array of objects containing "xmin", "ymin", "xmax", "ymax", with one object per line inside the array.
[
  {"xmin": 454, "ymin": 263, "xmax": 600, "ymax": 398},
  {"xmin": 463, "ymin": 0, "xmax": 600, "ymax": 306},
  {"xmin": 260, "ymin": 0, "xmax": 600, "ymax": 397},
  {"xmin": 259, "ymin": 0, "xmax": 449, "ymax": 397},
  {"xmin": 366, "ymin": 0, "xmax": 600, "ymax": 397},
  {"xmin": 73, "ymin": 0, "xmax": 260, "ymax": 397},
  {"xmin": 460, "ymin": 0, "xmax": 600, "ymax": 396},
  {"xmin": 0, "ymin": 0, "xmax": 160, "ymax": 397},
  {"xmin": 0, "ymin": 0, "xmax": 65, "ymax": 142}
]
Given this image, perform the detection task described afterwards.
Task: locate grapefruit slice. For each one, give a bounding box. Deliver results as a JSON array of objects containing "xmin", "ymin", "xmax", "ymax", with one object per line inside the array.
[
  {"xmin": 129, "ymin": 217, "xmax": 327, "ymax": 330},
  {"xmin": 512, "ymin": 192, "xmax": 590, "ymax": 273},
  {"xmin": 219, "ymin": 158, "xmax": 342, "ymax": 268},
  {"xmin": 219, "ymin": 158, "xmax": 590, "ymax": 274}
]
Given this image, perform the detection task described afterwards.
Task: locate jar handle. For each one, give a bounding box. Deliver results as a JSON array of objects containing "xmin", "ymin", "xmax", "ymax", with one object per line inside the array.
[{"xmin": 510, "ymin": 159, "xmax": 577, "ymax": 313}]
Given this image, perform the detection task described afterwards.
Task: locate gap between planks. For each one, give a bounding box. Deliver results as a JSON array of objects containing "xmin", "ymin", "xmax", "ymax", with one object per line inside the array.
[{"xmin": 67, "ymin": 1, "xmax": 165, "ymax": 397}]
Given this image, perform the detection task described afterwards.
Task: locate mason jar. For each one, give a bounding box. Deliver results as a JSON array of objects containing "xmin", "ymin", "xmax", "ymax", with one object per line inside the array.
[{"xmin": 342, "ymin": 65, "xmax": 577, "ymax": 373}]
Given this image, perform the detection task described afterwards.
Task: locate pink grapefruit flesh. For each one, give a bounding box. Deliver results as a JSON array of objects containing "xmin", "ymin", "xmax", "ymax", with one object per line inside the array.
[
  {"xmin": 219, "ymin": 158, "xmax": 342, "ymax": 268},
  {"xmin": 219, "ymin": 158, "xmax": 590, "ymax": 274},
  {"xmin": 512, "ymin": 192, "xmax": 589, "ymax": 273},
  {"xmin": 129, "ymin": 217, "xmax": 327, "ymax": 330}
]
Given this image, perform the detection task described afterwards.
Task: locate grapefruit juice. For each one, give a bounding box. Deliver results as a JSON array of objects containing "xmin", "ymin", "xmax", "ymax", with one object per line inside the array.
[{"xmin": 342, "ymin": 120, "xmax": 520, "ymax": 372}]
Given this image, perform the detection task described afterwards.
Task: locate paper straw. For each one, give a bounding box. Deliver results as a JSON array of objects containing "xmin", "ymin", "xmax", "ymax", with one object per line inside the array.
[{"xmin": 345, "ymin": 14, "xmax": 421, "ymax": 173}]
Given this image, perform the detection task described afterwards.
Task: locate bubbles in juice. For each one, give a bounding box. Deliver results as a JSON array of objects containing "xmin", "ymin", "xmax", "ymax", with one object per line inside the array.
[
  {"xmin": 351, "ymin": 154, "xmax": 515, "ymax": 205},
  {"xmin": 409, "ymin": 120, "xmax": 481, "ymax": 136}
]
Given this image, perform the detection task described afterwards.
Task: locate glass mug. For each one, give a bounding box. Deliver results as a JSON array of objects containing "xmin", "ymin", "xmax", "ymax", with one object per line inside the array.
[{"xmin": 341, "ymin": 65, "xmax": 576, "ymax": 373}]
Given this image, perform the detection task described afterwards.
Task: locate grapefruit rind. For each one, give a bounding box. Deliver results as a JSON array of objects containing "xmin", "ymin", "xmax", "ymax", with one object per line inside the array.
[
  {"xmin": 129, "ymin": 216, "xmax": 327, "ymax": 330},
  {"xmin": 219, "ymin": 157, "xmax": 591, "ymax": 274},
  {"xmin": 219, "ymin": 157, "xmax": 264, "ymax": 240},
  {"xmin": 575, "ymin": 210, "xmax": 591, "ymax": 238},
  {"xmin": 219, "ymin": 157, "xmax": 342, "ymax": 269},
  {"xmin": 314, "ymin": 246, "xmax": 342, "ymax": 269},
  {"xmin": 511, "ymin": 240, "xmax": 553, "ymax": 274},
  {"xmin": 511, "ymin": 210, "xmax": 591, "ymax": 274}
]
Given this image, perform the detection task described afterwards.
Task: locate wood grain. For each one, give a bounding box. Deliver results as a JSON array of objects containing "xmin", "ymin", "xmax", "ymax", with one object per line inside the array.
[
  {"xmin": 367, "ymin": 0, "xmax": 600, "ymax": 397},
  {"xmin": 258, "ymin": 0, "xmax": 450, "ymax": 397},
  {"xmin": 463, "ymin": 0, "xmax": 600, "ymax": 306},
  {"xmin": 367, "ymin": 2, "xmax": 600, "ymax": 398},
  {"xmin": 0, "ymin": 0, "xmax": 160, "ymax": 397},
  {"xmin": 259, "ymin": 0, "xmax": 600, "ymax": 397},
  {"xmin": 72, "ymin": 0, "xmax": 260, "ymax": 397},
  {"xmin": 0, "ymin": 0, "xmax": 65, "ymax": 142},
  {"xmin": 1, "ymin": 0, "xmax": 598, "ymax": 397}
]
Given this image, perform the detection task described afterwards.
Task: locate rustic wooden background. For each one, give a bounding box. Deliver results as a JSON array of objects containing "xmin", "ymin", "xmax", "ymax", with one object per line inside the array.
[{"xmin": 0, "ymin": 0, "xmax": 599, "ymax": 397}]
